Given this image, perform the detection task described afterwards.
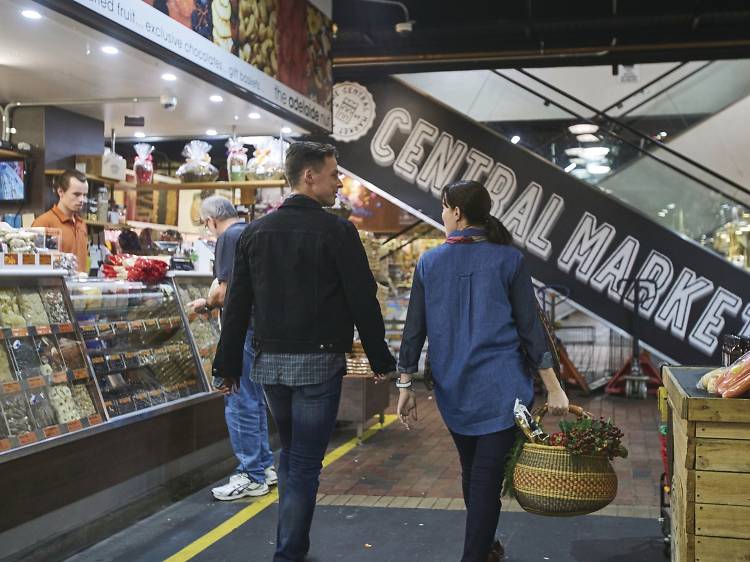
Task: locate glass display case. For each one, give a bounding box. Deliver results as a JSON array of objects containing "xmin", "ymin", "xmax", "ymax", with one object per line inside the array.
[
  {"xmin": 66, "ymin": 278, "xmax": 206, "ymax": 419},
  {"xmin": 171, "ymin": 273, "xmax": 221, "ymax": 384},
  {"xmin": 0, "ymin": 273, "xmax": 104, "ymax": 454}
]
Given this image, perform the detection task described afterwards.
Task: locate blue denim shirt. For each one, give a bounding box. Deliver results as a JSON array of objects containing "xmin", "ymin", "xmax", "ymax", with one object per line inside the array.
[{"xmin": 398, "ymin": 228, "xmax": 552, "ymax": 436}]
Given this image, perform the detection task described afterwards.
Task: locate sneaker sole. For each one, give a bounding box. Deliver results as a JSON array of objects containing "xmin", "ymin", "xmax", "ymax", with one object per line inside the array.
[{"xmin": 266, "ymin": 479, "xmax": 278, "ymax": 486}]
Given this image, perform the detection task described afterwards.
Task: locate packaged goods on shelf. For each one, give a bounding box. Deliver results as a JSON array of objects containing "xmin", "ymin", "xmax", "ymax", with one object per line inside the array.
[
  {"xmin": 49, "ymin": 384, "xmax": 81, "ymax": 424},
  {"xmin": 41, "ymin": 289, "xmax": 70, "ymax": 324},
  {"xmin": 27, "ymin": 391, "xmax": 57, "ymax": 428},
  {"xmin": 0, "ymin": 288, "xmax": 25, "ymax": 328},
  {"xmin": 2, "ymin": 393, "xmax": 35, "ymax": 435},
  {"xmin": 18, "ymin": 290, "xmax": 50, "ymax": 326}
]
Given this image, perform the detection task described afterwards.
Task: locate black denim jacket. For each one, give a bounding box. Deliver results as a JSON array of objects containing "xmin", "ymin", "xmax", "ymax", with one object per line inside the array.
[{"xmin": 213, "ymin": 195, "xmax": 396, "ymax": 381}]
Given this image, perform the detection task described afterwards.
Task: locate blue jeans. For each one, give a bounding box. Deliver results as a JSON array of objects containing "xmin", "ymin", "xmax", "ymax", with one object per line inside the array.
[
  {"xmin": 263, "ymin": 372, "xmax": 343, "ymax": 562},
  {"xmin": 224, "ymin": 331, "xmax": 274, "ymax": 483}
]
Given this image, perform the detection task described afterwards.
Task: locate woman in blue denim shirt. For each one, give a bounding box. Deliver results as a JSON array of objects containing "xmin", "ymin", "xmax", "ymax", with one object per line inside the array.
[{"xmin": 397, "ymin": 180, "xmax": 569, "ymax": 562}]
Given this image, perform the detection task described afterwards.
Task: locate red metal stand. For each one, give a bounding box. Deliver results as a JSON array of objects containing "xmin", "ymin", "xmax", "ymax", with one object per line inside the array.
[{"xmin": 605, "ymin": 350, "xmax": 662, "ymax": 396}]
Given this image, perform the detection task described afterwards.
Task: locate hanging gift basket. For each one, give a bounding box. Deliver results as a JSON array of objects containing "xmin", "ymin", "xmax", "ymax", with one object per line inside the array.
[{"xmin": 507, "ymin": 402, "xmax": 624, "ymax": 517}]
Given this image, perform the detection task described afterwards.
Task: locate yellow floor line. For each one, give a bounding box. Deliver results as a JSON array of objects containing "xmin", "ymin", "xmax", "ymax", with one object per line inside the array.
[{"xmin": 164, "ymin": 414, "xmax": 398, "ymax": 562}]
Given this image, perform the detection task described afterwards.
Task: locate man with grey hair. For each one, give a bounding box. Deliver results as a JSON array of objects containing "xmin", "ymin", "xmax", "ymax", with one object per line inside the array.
[{"xmin": 188, "ymin": 195, "xmax": 276, "ymax": 500}]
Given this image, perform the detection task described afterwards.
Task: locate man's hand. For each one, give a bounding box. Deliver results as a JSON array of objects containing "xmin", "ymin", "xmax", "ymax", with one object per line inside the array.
[
  {"xmin": 217, "ymin": 376, "xmax": 241, "ymax": 395},
  {"xmin": 187, "ymin": 297, "xmax": 209, "ymax": 314},
  {"xmin": 397, "ymin": 389, "xmax": 418, "ymax": 429},
  {"xmin": 374, "ymin": 370, "xmax": 398, "ymax": 384}
]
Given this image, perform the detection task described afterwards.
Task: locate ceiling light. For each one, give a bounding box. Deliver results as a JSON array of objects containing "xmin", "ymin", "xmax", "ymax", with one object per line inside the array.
[
  {"xmin": 667, "ymin": 203, "xmax": 676, "ymax": 209},
  {"xmin": 577, "ymin": 134, "xmax": 599, "ymax": 143},
  {"xmin": 565, "ymin": 148, "xmax": 584, "ymax": 157},
  {"xmin": 659, "ymin": 131, "xmax": 668, "ymax": 137},
  {"xmin": 101, "ymin": 46, "xmax": 119, "ymax": 55},
  {"xmin": 209, "ymin": 95, "xmax": 223, "ymax": 103},
  {"xmin": 571, "ymin": 169, "xmax": 590, "ymax": 179},
  {"xmin": 206, "ymin": 129, "xmax": 218, "ymax": 136},
  {"xmin": 510, "ymin": 135, "xmax": 520, "ymax": 144},
  {"xmin": 582, "ymin": 146, "xmax": 610, "ymax": 159},
  {"xmin": 571, "ymin": 158, "xmax": 586, "ymax": 165},
  {"xmin": 281, "ymin": 126, "xmax": 292, "ymax": 134},
  {"xmin": 161, "ymin": 73, "xmax": 177, "ymax": 81},
  {"xmin": 234, "ymin": 115, "xmax": 239, "ymax": 121},
  {"xmin": 586, "ymin": 163, "xmax": 611, "ymax": 175},
  {"xmin": 564, "ymin": 163, "xmax": 576, "ymax": 173},
  {"xmin": 657, "ymin": 211, "xmax": 667, "ymax": 217},
  {"xmin": 568, "ymin": 123, "xmax": 599, "ymax": 135},
  {"xmin": 248, "ymin": 112, "xmax": 261, "ymax": 119},
  {"xmin": 134, "ymin": 131, "xmax": 146, "ymax": 138},
  {"xmin": 21, "ymin": 9, "xmax": 42, "ymax": 19}
]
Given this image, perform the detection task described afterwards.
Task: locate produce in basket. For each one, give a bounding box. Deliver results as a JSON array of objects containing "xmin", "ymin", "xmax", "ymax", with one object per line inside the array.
[{"xmin": 176, "ymin": 140, "xmax": 218, "ymax": 183}]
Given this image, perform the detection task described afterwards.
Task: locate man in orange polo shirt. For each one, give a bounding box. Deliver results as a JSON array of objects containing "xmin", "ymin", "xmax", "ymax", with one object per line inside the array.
[{"xmin": 32, "ymin": 169, "xmax": 89, "ymax": 273}]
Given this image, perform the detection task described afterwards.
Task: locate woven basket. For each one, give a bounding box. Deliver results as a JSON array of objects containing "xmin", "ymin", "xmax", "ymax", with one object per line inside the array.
[{"xmin": 512, "ymin": 405, "xmax": 618, "ymax": 517}]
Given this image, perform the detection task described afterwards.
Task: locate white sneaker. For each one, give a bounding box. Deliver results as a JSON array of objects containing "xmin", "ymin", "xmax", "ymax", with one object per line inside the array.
[
  {"xmin": 211, "ymin": 473, "xmax": 269, "ymax": 501},
  {"xmin": 265, "ymin": 466, "xmax": 278, "ymax": 486}
]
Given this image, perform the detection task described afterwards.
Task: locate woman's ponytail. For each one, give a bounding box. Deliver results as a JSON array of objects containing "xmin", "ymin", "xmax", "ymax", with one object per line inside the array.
[{"xmin": 485, "ymin": 215, "xmax": 512, "ymax": 245}]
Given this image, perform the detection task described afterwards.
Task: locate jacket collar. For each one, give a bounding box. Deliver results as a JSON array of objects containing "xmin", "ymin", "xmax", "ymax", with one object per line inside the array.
[
  {"xmin": 448, "ymin": 226, "xmax": 486, "ymax": 238},
  {"xmin": 281, "ymin": 193, "xmax": 324, "ymax": 210}
]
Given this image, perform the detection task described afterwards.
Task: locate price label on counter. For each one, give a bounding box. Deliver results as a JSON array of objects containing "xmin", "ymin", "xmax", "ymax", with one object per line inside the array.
[
  {"xmin": 22, "ymin": 254, "xmax": 35, "ymax": 265},
  {"xmin": 130, "ymin": 321, "xmax": 145, "ymax": 332},
  {"xmin": 4, "ymin": 254, "xmax": 18, "ymax": 266},
  {"xmin": 0, "ymin": 438, "xmax": 11, "ymax": 451},
  {"xmin": 114, "ymin": 321, "xmax": 130, "ymax": 333},
  {"xmin": 43, "ymin": 425, "xmax": 62, "ymax": 438},
  {"xmin": 35, "ymin": 325, "xmax": 52, "ymax": 336},
  {"xmin": 66, "ymin": 420, "xmax": 83, "ymax": 432},
  {"xmin": 11, "ymin": 327, "xmax": 28, "ymax": 338},
  {"xmin": 26, "ymin": 376, "xmax": 44, "ymax": 389},
  {"xmin": 57, "ymin": 323, "xmax": 74, "ymax": 334},
  {"xmin": 73, "ymin": 369, "xmax": 89, "ymax": 380},
  {"xmin": 18, "ymin": 431, "xmax": 38, "ymax": 446},
  {"xmin": 2, "ymin": 381, "xmax": 21, "ymax": 395},
  {"xmin": 144, "ymin": 319, "xmax": 158, "ymax": 331},
  {"xmin": 51, "ymin": 372, "xmax": 68, "ymax": 384},
  {"xmin": 87, "ymin": 414, "xmax": 103, "ymax": 426},
  {"xmin": 39, "ymin": 254, "xmax": 52, "ymax": 266}
]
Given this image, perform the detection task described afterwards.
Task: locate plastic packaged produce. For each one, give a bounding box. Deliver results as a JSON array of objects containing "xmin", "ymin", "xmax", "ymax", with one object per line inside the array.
[
  {"xmin": 41, "ymin": 289, "xmax": 70, "ymax": 324},
  {"xmin": 71, "ymin": 384, "xmax": 97, "ymax": 417},
  {"xmin": 226, "ymin": 137, "xmax": 248, "ymax": 182},
  {"xmin": 27, "ymin": 391, "xmax": 57, "ymax": 428},
  {"xmin": 9, "ymin": 337, "xmax": 41, "ymax": 378},
  {"xmin": 36, "ymin": 336, "xmax": 65, "ymax": 374},
  {"xmin": 0, "ymin": 288, "xmax": 25, "ymax": 328},
  {"xmin": 49, "ymin": 384, "xmax": 81, "ymax": 424},
  {"xmin": 176, "ymin": 140, "xmax": 218, "ymax": 183},
  {"xmin": 0, "ymin": 344, "xmax": 15, "ymax": 382},
  {"xmin": 697, "ymin": 366, "xmax": 726, "ymax": 394},
  {"xmin": 133, "ymin": 143, "xmax": 155, "ymax": 185},
  {"xmin": 57, "ymin": 336, "xmax": 86, "ymax": 370},
  {"xmin": 2, "ymin": 393, "xmax": 34, "ymax": 435},
  {"xmin": 18, "ymin": 290, "xmax": 49, "ymax": 326},
  {"xmin": 716, "ymin": 350, "xmax": 750, "ymax": 398},
  {"xmin": 246, "ymin": 137, "xmax": 288, "ymax": 180}
]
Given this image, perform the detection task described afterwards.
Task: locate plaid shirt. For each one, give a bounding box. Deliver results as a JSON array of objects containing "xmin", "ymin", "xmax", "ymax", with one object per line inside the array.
[{"xmin": 250, "ymin": 352, "xmax": 346, "ymax": 386}]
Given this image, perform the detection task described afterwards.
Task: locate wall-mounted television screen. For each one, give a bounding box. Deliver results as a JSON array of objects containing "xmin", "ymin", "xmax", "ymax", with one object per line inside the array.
[{"xmin": 0, "ymin": 158, "xmax": 28, "ymax": 202}]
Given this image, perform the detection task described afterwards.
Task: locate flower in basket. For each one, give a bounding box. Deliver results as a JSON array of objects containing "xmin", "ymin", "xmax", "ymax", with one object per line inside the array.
[{"xmin": 558, "ymin": 417, "xmax": 628, "ymax": 460}]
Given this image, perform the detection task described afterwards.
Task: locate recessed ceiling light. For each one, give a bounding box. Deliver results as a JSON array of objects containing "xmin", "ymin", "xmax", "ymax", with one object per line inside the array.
[
  {"xmin": 577, "ymin": 134, "xmax": 599, "ymax": 143},
  {"xmin": 581, "ymin": 146, "xmax": 610, "ymax": 159},
  {"xmin": 21, "ymin": 9, "xmax": 42, "ymax": 19},
  {"xmin": 657, "ymin": 211, "xmax": 667, "ymax": 217},
  {"xmin": 248, "ymin": 112, "xmax": 261, "ymax": 119},
  {"xmin": 565, "ymin": 148, "xmax": 584, "ymax": 157},
  {"xmin": 101, "ymin": 45, "xmax": 119, "ymax": 55},
  {"xmin": 568, "ymin": 123, "xmax": 599, "ymax": 135},
  {"xmin": 161, "ymin": 73, "xmax": 177, "ymax": 81},
  {"xmin": 510, "ymin": 135, "xmax": 520, "ymax": 144},
  {"xmin": 586, "ymin": 163, "xmax": 611, "ymax": 175},
  {"xmin": 206, "ymin": 129, "xmax": 218, "ymax": 136},
  {"xmin": 134, "ymin": 132, "xmax": 146, "ymax": 138},
  {"xmin": 564, "ymin": 163, "xmax": 576, "ymax": 173},
  {"xmin": 667, "ymin": 203, "xmax": 676, "ymax": 209},
  {"xmin": 281, "ymin": 126, "xmax": 292, "ymax": 134},
  {"xmin": 234, "ymin": 115, "xmax": 240, "ymax": 121},
  {"xmin": 659, "ymin": 131, "xmax": 668, "ymax": 137},
  {"xmin": 209, "ymin": 95, "xmax": 223, "ymax": 103}
]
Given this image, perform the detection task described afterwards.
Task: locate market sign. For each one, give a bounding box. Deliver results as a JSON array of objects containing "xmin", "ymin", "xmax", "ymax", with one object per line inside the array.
[
  {"xmin": 63, "ymin": 0, "xmax": 332, "ymax": 130},
  {"xmin": 332, "ymin": 79, "xmax": 750, "ymax": 365}
]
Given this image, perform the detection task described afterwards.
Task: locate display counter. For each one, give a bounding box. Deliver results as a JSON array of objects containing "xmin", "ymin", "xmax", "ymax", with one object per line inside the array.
[
  {"xmin": 171, "ymin": 272, "xmax": 221, "ymax": 384},
  {"xmin": 664, "ymin": 366, "xmax": 750, "ymax": 562}
]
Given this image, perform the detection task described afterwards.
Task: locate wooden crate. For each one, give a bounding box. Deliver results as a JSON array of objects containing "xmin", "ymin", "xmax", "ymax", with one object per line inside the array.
[{"xmin": 665, "ymin": 366, "xmax": 750, "ymax": 562}]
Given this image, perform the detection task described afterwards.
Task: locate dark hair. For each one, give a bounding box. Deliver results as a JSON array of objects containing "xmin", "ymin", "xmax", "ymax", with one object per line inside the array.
[
  {"xmin": 57, "ymin": 169, "xmax": 88, "ymax": 193},
  {"xmin": 284, "ymin": 141, "xmax": 338, "ymax": 188},
  {"xmin": 441, "ymin": 180, "xmax": 512, "ymax": 245},
  {"xmin": 118, "ymin": 229, "xmax": 141, "ymax": 254}
]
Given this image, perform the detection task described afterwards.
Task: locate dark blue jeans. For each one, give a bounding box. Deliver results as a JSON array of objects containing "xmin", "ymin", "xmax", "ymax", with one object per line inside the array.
[
  {"xmin": 450, "ymin": 426, "xmax": 519, "ymax": 562},
  {"xmin": 263, "ymin": 374, "xmax": 343, "ymax": 562}
]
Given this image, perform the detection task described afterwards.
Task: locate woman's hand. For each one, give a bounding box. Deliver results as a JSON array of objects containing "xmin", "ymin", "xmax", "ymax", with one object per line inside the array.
[
  {"xmin": 397, "ymin": 389, "xmax": 418, "ymax": 429},
  {"xmin": 538, "ymin": 367, "xmax": 569, "ymax": 416},
  {"xmin": 546, "ymin": 387, "xmax": 569, "ymax": 416}
]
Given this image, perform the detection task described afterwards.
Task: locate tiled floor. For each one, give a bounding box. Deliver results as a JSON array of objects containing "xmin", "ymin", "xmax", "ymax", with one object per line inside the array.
[{"xmin": 319, "ymin": 386, "xmax": 665, "ymax": 513}]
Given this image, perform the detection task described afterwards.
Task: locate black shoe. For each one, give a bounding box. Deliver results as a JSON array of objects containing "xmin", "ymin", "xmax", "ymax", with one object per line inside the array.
[{"xmin": 487, "ymin": 540, "xmax": 505, "ymax": 561}]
